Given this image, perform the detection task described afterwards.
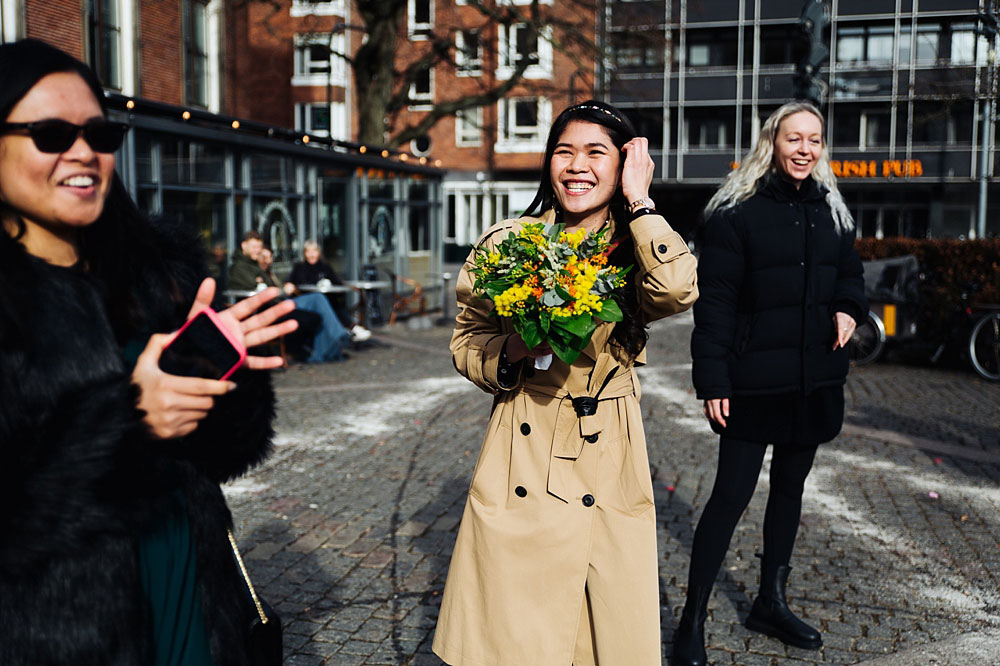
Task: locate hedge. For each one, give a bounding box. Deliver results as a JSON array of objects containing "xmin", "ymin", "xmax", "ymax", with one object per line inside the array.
[{"xmin": 854, "ymin": 238, "xmax": 1000, "ymax": 344}]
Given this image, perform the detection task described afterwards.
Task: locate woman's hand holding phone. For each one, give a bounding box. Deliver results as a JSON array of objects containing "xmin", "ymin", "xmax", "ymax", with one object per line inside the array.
[
  {"xmin": 186, "ymin": 277, "xmax": 299, "ymax": 369},
  {"xmin": 133, "ymin": 277, "xmax": 300, "ymax": 439}
]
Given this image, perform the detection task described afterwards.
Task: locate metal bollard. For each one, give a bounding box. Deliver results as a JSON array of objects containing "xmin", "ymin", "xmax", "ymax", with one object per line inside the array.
[{"xmin": 437, "ymin": 272, "xmax": 454, "ymax": 326}]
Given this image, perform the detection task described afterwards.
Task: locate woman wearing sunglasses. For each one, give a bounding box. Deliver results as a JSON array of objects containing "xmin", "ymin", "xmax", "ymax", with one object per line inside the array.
[{"xmin": 0, "ymin": 39, "xmax": 296, "ymax": 664}]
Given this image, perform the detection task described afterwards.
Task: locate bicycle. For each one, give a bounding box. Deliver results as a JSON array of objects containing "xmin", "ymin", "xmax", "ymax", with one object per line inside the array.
[{"xmin": 851, "ymin": 276, "xmax": 1000, "ymax": 382}]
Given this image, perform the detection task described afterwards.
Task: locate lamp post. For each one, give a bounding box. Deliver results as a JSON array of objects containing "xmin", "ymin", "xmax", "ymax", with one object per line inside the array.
[{"xmin": 978, "ymin": 3, "xmax": 998, "ymax": 240}]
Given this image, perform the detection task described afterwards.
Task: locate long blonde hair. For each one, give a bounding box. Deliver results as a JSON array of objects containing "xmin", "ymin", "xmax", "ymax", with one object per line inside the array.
[{"xmin": 703, "ymin": 101, "xmax": 854, "ymax": 234}]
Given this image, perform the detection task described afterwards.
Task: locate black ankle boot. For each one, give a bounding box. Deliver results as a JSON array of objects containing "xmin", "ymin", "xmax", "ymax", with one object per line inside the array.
[
  {"xmin": 672, "ymin": 585, "xmax": 711, "ymax": 666},
  {"xmin": 745, "ymin": 563, "xmax": 822, "ymax": 649}
]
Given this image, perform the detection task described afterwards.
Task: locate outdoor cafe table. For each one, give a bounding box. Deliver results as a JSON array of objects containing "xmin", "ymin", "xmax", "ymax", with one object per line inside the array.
[{"xmin": 346, "ymin": 280, "xmax": 392, "ymax": 327}]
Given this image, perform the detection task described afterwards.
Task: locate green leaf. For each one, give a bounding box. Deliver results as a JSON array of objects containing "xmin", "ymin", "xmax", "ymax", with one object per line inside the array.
[
  {"xmin": 547, "ymin": 222, "xmax": 565, "ymax": 240},
  {"xmin": 539, "ymin": 310, "xmax": 551, "ymax": 333},
  {"xmin": 548, "ymin": 330, "xmax": 582, "ymax": 365},
  {"xmin": 595, "ymin": 298, "xmax": 623, "ymax": 322},
  {"xmin": 558, "ymin": 313, "xmax": 596, "ymax": 338},
  {"xmin": 554, "ymin": 284, "xmax": 572, "ymax": 301},
  {"xmin": 517, "ymin": 318, "xmax": 544, "ymax": 351}
]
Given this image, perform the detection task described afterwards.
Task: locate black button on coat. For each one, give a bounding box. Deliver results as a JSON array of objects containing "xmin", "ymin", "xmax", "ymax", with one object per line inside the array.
[{"xmin": 691, "ymin": 174, "xmax": 868, "ymax": 400}]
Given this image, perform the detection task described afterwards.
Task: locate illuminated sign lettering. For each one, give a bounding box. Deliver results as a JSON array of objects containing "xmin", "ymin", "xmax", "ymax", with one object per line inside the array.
[{"xmin": 830, "ymin": 159, "xmax": 923, "ymax": 178}]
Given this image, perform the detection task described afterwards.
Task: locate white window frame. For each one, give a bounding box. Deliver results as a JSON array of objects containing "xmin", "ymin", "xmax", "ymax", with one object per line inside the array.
[
  {"xmin": 497, "ymin": 23, "xmax": 552, "ymax": 80},
  {"xmin": 498, "ymin": 0, "xmax": 552, "ymax": 5},
  {"xmin": 408, "ymin": 0, "xmax": 433, "ymax": 40},
  {"xmin": 295, "ymin": 102, "xmax": 346, "ymax": 140},
  {"xmin": 290, "ymin": 0, "xmax": 345, "ymax": 17},
  {"xmin": 1, "ymin": 0, "xmax": 23, "ymax": 43},
  {"xmin": 292, "ymin": 32, "xmax": 346, "ymax": 87},
  {"xmin": 455, "ymin": 107, "xmax": 482, "ymax": 146},
  {"xmin": 496, "ymin": 97, "xmax": 550, "ymax": 152},
  {"xmin": 408, "ymin": 66, "xmax": 434, "ymax": 109},
  {"xmin": 456, "ymin": 29, "xmax": 483, "ymax": 76}
]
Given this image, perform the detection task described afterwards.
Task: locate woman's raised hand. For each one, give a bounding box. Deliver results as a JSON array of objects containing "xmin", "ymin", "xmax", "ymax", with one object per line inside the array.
[
  {"xmin": 621, "ymin": 136, "xmax": 654, "ymax": 204},
  {"xmin": 183, "ymin": 278, "xmax": 299, "ymax": 369},
  {"xmin": 132, "ymin": 278, "xmax": 300, "ymax": 439}
]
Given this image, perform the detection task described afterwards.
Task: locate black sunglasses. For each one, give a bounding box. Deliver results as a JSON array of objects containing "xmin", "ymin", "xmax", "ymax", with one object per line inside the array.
[{"xmin": 0, "ymin": 119, "xmax": 130, "ymax": 154}]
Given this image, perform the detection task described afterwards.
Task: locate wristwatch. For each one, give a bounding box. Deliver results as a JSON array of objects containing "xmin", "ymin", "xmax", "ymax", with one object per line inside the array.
[{"xmin": 628, "ymin": 197, "xmax": 655, "ymax": 213}]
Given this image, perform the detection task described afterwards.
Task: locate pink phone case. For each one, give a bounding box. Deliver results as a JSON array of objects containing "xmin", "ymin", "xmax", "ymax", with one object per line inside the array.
[{"xmin": 164, "ymin": 308, "xmax": 247, "ymax": 380}]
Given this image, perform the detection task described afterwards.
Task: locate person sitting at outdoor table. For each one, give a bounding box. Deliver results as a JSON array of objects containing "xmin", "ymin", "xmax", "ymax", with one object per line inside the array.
[
  {"xmin": 284, "ymin": 239, "xmax": 371, "ymax": 342},
  {"xmin": 229, "ymin": 231, "xmax": 350, "ymax": 363},
  {"xmin": 257, "ymin": 245, "xmax": 280, "ymax": 285}
]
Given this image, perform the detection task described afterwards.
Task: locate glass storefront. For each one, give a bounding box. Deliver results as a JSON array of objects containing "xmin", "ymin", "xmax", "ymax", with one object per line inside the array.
[{"xmin": 114, "ymin": 109, "xmax": 444, "ymax": 315}]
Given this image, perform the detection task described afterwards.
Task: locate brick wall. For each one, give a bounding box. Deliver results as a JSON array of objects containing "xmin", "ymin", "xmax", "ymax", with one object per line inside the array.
[
  {"xmin": 139, "ymin": 0, "xmax": 182, "ymax": 105},
  {"xmin": 231, "ymin": 1, "xmax": 346, "ymax": 128},
  {"xmin": 24, "ymin": 0, "xmax": 84, "ymax": 60},
  {"xmin": 392, "ymin": 0, "xmax": 597, "ymax": 171}
]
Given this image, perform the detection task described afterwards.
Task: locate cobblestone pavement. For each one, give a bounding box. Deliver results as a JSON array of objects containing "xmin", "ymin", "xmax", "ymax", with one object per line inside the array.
[{"xmin": 224, "ymin": 312, "xmax": 1000, "ymax": 665}]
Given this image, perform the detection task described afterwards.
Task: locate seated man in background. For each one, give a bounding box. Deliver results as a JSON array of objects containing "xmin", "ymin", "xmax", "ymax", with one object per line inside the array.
[
  {"xmin": 284, "ymin": 240, "xmax": 372, "ymax": 342},
  {"xmin": 229, "ymin": 231, "xmax": 349, "ymax": 363}
]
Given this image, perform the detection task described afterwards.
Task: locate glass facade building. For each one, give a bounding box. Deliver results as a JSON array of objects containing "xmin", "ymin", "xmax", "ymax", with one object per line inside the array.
[{"xmin": 607, "ymin": 0, "xmax": 1000, "ymax": 239}]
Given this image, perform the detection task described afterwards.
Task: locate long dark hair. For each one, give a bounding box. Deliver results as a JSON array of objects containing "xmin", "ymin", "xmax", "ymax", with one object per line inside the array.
[
  {"xmin": 0, "ymin": 39, "xmax": 185, "ymax": 339},
  {"xmin": 523, "ymin": 100, "xmax": 648, "ymax": 360}
]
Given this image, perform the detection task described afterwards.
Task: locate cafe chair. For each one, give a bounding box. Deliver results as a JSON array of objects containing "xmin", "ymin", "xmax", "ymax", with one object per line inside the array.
[{"xmin": 389, "ymin": 274, "xmax": 425, "ymax": 326}]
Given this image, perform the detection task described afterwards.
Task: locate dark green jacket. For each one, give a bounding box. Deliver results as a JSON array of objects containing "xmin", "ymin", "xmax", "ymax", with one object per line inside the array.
[{"xmin": 227, "ymin": 251, "xmax": 274, "ymax": 291}]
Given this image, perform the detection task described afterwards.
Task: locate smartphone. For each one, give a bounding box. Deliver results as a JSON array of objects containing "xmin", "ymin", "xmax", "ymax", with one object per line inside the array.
[{"xmin": 158, "ymin": 308, "xmax": 247, "ymax": 380}]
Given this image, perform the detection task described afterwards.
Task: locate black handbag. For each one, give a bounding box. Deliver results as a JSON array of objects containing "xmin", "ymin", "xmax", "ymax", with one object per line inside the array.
[{"xmin": 228, "ymin": 530, "xmax": 283, "ymax": 666}]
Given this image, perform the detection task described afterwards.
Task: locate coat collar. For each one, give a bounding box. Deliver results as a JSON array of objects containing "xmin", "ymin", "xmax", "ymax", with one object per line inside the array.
[{"xmin": 759, "ymin": 171, "xmax": 827, "ymax": 204}]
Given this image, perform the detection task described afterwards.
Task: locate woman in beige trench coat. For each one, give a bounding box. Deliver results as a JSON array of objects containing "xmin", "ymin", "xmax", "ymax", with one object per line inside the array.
[{"xmin": 432, "ymin": 101, "xmax": 699, "ymax": 666}]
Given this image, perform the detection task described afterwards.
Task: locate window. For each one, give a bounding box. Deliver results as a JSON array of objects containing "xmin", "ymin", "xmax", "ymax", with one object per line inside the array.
[
  {"xmin": 497, "ymin": 97, "xmax": 551, "ymax": 150},
  {"xmin": 182, "ymin": 0, "xmax": 209, "ymax": 108},
  {"xmin": 408, "ymin": 184, "xmax": 431, "ymax": 253},
  {"xmin": 610, "ymin": 31, "xmax": 665, "ymax": 71},
  {"xmin": 760, "ymin": 26, "xmax": 806, "ymax": 66},
  {"xmin": 684, "ymin": 29, "xmax": 738, "ymax": 68},
  {"xmin": 456, "ymin": 107, "xmax": 482, "ymax": 146},
  {"xmin": 293, "ymin": 32, "xmax": 346, "ymax": 86},
  {"xmin": 950, "ymin": 25, "xmax": 978, "ymax": 64},
  {"xmin": 684, "ymin": 108, "xmax": 735, "ymax": 149},
  {"xmin": 837, "ymin": 25, "xmax": 897, "ymax": 65},
  {"xmin": 860, "ymin": 108, "xmax": 890, "ymax": 149},
  {"xmin": 290, "ymin": 0, "xmax": 345, "ymax": 17},
  {"xmin": 408, "ymin": 0, "xmax": 433, "ymax": 39},
  {"xmin": 411, "ymin": 135, "xmax": 432, "ymax": 156},
  {"xmin": 899, "ymin": 24, "xmax": 941, "ymax": 64},
  {"xmin": 620, "ymin": 107, "xmax": 663, "ymax": 148},
  {"xmin": 409, "ymin": 66, "xmax": 433, "ymax": 107},
  {"xmin": 910, "ymin": 101, "xmax": 973, "ymax": 145},
  {"xmin": 498, "ymin": 23, "xmax": 552, "ymax": 79},
  {"xmin": 456, "ymin": 29, "xmax": 482, "ymax": 75},
  {"xmin": 87, "ymin": 0, "xmax": 122, "ymax": 89},
  {"xmin": 832, "ymin": 106, "xmax": 861, "ymax": 149},
  {"xmin": 295, "ymin": 102, "xmax": 347, "ymax": 140}
]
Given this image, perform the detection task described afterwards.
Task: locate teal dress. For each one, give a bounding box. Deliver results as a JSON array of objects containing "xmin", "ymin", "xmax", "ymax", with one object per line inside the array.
[{"xmin": 125, "ymin": 339, "xmax": 215, "ymax": 666}]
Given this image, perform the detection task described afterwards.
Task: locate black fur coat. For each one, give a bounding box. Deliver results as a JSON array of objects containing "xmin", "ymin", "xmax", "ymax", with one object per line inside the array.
[{"xmin": 0, "ymin": 217, "xmax": 276, "ymax": 665}]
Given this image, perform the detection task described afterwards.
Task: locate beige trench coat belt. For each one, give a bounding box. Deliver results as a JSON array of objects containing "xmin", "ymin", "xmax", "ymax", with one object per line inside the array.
[{"xmin": 519, "ymin": 368, "xmax": 638, "ymax": 503}]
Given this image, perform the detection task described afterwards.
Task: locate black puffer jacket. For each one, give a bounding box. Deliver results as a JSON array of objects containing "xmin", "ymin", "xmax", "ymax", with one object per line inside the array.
[
  {"xmin": 0, "ymin": 219, "xmax": 275, "ymax": 665},
  {"xmin": 691, "ymin": 174, "xmax": 867, "ymax": 399}
]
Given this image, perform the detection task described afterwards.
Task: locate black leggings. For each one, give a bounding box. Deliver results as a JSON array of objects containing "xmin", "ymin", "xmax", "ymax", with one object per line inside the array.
[{"xmin": 688, "ymin": 436, "xmax": 818, "ymax": 588}]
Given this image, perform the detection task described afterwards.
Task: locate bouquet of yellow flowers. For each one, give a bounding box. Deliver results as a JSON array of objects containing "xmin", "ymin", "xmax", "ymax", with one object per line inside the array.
[{"xmin": 470, "ymin": 222, "xmax": 631, "ymax": 366}]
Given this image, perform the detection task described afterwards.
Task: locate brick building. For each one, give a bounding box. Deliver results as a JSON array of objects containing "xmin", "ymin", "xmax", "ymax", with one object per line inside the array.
[
  {"xmin": 1, "ymin": 0, "xmax": 446, "ymax": 312},
  {"xmin": 231, "ymin": 0, "xmax": 600, "ymax": 260}
]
